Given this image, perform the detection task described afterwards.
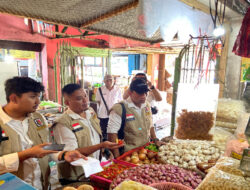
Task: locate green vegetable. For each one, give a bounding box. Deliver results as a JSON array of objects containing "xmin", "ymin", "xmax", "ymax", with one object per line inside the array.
[{"xmin": 145, "ymin": 144, "xmax": 158, "ymax": 152}]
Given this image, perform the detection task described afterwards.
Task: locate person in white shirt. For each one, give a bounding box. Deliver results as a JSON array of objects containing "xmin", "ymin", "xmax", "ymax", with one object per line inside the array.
[
  {"xmin": 96, "ymin": 75, "xmax": 122, "ymax": 140},
  {"xmin": 53, "ymin": 84, "xmax": 123, "ymax": 184},
  {"xmin": 123, "ymin": 73, "xmax": 162, "ymax": 107},
  {"xmin": 0, "ymin": 77, "xmax": 85, "ymax": 190}
]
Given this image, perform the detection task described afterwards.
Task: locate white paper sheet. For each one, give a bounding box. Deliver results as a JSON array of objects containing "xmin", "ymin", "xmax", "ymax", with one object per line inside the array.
[{"xmin": 70, "ymin": 157, "xmax": 103, "ymax": 177}]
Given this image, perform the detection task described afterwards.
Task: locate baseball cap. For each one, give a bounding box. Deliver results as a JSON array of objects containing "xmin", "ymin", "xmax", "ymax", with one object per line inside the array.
[{"xmin": 130, "ymin": 78, "xmax": 150, "ymax": 94}]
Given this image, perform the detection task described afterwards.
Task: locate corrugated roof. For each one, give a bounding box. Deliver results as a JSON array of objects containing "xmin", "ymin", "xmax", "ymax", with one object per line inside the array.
[{"xmin": 0, "ymin": 0, "xmax": 163, "ymax": 43}]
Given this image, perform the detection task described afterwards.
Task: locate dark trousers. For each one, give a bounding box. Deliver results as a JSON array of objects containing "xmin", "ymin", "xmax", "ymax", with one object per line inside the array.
[{"xmin": 99, "ymin": 118, "xmax": 109, "ymax": 141}]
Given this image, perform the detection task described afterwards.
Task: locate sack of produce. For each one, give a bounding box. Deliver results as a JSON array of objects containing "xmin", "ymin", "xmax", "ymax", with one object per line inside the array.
[
  {"xmin": 175, "ymin": 110, "xmax": 214, "ymax": 140},
  {"xmin": 196, "ymin": 168, "xmax": 250, "ymax": 190},
  {"xmin": 216, "ymin": 98, "xmax": 245, "ymax": 123},
  {"xmin": 213, "ymin": 157, "xmax": 244, "ymax": 176},
  {"xmin": 213, "ymin": 127, "xmax": 232, "ymax": 151},
  {"xmin": 114, "ymin": 180, "xmax": 156, "ymax": 190}
]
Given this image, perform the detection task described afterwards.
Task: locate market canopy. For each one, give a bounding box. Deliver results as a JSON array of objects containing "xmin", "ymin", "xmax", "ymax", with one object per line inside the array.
[
  {"xmin": 0, "ymin": 0, "xmax": 248, "ymax": 44},
  {"xmin": 0, "ymin": 0, "xmax": 163, "ymax": 43}
]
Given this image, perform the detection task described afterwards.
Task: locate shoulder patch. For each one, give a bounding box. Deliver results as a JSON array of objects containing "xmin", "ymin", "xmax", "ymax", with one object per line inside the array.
[{"xmin": 34, "ymin": 118, "xmax": 46, "ymax": 130}]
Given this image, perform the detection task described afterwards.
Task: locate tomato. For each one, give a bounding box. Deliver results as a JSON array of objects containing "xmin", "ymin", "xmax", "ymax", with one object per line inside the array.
[{"xmin": 96, "ymin": 163, "xmax": 130, "ymax": 180}]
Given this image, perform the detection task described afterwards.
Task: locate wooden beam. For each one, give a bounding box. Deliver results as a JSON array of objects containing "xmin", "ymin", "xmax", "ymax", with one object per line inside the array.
[
  {"xmin": 147, "ymin": 54, "xmax": 153, "ymax": 77},
  {"xmin": 218, "ymin": 22, "xmax": 230, "ymax": 98},
  {"xmin": 179, "ymin": 0, "xmax": 229, "ymax": 20},
  {"xmin": 179, "ymin": 0, "xmax": 215, "ymax": 15},
  {"xmin": 0, "ymin": 40, "xmax": 42, "ymax": 52},
  {"xmin": 61, "ymin": 26, "xmax": 68, "ymax": 33},
  {"xmin": 158, "ymin": 54, "xmax": 166, "ymax": 91},
  {"xmin": 28, "ymin": 19, "xmax": 34, "ymax": 34},
  {"xmin": 80, "ymin": 0, "xmax": 139, "ymax": 27}
]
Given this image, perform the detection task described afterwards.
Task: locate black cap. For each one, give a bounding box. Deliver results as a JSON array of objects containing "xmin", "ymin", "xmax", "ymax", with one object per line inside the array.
[{"xmin": 130, "ymin": 78, "xmax": 150, "ymax": 94}]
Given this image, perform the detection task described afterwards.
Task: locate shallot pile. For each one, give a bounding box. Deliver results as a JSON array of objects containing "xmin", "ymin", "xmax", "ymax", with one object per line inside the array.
[{"xmin": 111, "ymin": 164, "xmax": 203, "ymax": 189}]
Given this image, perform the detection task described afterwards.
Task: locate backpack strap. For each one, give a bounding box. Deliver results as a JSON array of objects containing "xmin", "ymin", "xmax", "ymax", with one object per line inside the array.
[
  {"xmin": 117, "ymin": 103, "xmax": 126, "ymax": 139},
  {"xmin": 99, "ymin": 87, "xmax": 109, "ymax": 115}
]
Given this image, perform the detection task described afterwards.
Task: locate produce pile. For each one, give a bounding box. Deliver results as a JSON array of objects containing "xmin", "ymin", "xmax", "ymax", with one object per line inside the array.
[
  {"xmin": 145, "ymin": 143, "xmax": 158, "ymax": 152},
  {"xmin": 197, "ymin": 157, "xmax": 250, "ymax": 190},
  {"xmin": 175, "ymin": 110, "xmax": 214, "ymax": 140},
  {"xmin": 63, "ymin": 184, "xmax": 94, "ymax": 190},
  {"xmin": 215, "ymin": 98, "xmax": 245, "ymax": 133},
  {"xmin": 111, "ymin": 164, "xmax": 203, "ymax": 189},
  {"xmin": 158, "ymin": 140, "xmax": 222, "ymax": 170},
  {"xmin": 120, "ymin": 148, "xmax": 158, "ymax": 165},
  {"xmin": 114, "ymin": 180, "xmax": 156, "ymax": 190},
  {"xmin": 95, "ymin": 163, "xmax": 131, "ymax": 181},
  {"xmin": 213, "ymin": 127, "xmax": 232, "ymax": 151}
]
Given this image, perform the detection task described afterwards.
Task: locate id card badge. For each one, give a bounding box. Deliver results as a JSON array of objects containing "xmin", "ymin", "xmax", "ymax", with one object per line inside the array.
[
  {"xmin": 49, "ymin": 161, "xmax": 61, "ymax": 189},
  {"xmin": 49, "ymin": 161, "xmax": 58, "ymax": 177}
]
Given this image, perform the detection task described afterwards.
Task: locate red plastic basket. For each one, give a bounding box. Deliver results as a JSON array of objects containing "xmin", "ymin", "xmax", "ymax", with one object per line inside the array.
[
  {"xmin": 116, "ymin": 142, "xmax": 157, "ymax": 164},
  {"xmin": 90, "ymin": 159, "xmax": 135, "ymax": 188},
  {"xmin": 150, "ymin": 182, "xmax": 192, "ymax": 190}
]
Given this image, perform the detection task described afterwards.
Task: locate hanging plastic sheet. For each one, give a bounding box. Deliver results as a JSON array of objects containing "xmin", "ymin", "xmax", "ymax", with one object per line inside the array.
[{"xmin": 138, "ymin": 0, "xmax": 214, "ymax": 44}]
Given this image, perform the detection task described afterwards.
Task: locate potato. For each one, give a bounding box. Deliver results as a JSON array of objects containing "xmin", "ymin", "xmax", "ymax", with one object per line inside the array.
[
  {"xmin": 63, "ymin": 187, "xmax": 77, "ymax": 190},
  {"xmin": 77, "ymin": 184, "xmax": 94, "ymax": 190}
]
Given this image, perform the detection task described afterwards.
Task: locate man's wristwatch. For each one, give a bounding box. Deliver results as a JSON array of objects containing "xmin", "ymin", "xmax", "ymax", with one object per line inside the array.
[
  {"xmin": 61, "ymin": 151, "xmax": 68, "ymax": 161},
  {"xmin": 150, "ymin": 85, "xmax": 155, "ymax": 90},
  {"xmin": 152, "ymin": 138, "xmax": 159, "ymax": 143}
]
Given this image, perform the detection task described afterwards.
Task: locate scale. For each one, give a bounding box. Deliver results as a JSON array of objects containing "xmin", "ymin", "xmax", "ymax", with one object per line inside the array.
[{"xmin": 240, "ymin": 117, "xmax": 250, "ymax": 176}]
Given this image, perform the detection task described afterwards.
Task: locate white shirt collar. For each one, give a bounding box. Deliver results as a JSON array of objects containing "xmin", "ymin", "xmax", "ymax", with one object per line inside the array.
[
  {"xmin": 66, "ymin": 108, "xmax": 91, "ymax": 120},
  {"xmin": 126, "ymin": 97, "xmax": 146, "ymax": 109},
  {"xmin": 0, "ymin": 106, "xmax": 31, "ymax": 124},
  {"xmin": 0, "ymin": 106, "xmax": 12, "ymax": 124}
]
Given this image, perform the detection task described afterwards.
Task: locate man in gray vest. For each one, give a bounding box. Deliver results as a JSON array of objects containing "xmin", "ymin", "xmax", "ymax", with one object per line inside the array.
[
  {"xmin": 0, "ymin": 77, "xmax": 84, "ymax": 190},
  {"xmin": 53, "ymin": 84, "xmax": 123, "ymax": 184},
  {"xmin": 107, "ymin": 78, "xmax": 164, "ymax": 158}
]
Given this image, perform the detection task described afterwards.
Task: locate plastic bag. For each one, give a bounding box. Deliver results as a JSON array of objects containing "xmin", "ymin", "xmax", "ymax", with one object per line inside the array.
[
  {"xmin": 197, "ymin": 168, "xmax": 250, "ymax": 190},
  {"xmin": 175, "ymin": 110, "xmax": 214, "ymax": 140},
  {"xmin": 214, "ymin": 157, "xmax": 244, "ymax": 176},
  {"xmin": 216, "ymin": 99, "xmax": 245, "ymax": 123},
  {"xmin": 213, "ymin": 127, "xmax": 232, "ymax": 151},
  {"xmin": 234, "ymin": 112, "xmax": 250, "ymax": 138},
  {"xmin": 224, "ymin": 135, "xmax": 249, "ymax": 159}
]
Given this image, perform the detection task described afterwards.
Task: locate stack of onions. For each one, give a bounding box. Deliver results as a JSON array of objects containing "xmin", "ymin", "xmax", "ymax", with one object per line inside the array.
[{"xmin": 111, "ymin": 164, "xmax": 203, "ymax": 189}]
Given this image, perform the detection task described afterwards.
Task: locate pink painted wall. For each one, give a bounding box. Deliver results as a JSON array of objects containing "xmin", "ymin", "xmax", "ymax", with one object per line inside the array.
[
  {"xmin": 0, "ymin": 14, "xmax": 46, "ymax": 43},
  {"xmin": 0, "ymin": 14, "xmax": 48, "ymax": 97}
]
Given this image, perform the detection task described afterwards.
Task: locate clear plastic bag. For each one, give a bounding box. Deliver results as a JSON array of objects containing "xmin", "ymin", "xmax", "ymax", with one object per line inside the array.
[
  {"xmin": 224, "ymin": 135, "xmax": 249, "ymax": 159},
  {"xmin": 216, "ymin": 99, "xmax": 245, "ymax": 123},
  {"xmin": 234, "ymin": 112, "xmax": 250, "ymax": 138},
  {"xmin": 214, "ymin": 157, "xmax": 244, "ymax": 176},
  {"xmin": 175, "ymin": 83, "xmax": 219, "ymax": 141},
  {"xmin": 197, "ymin": 168, "xmax": 250, "ymax": 190},
  {"xmin": 213, "ymin": 127, "xmax": 232, "ymax": 151}
]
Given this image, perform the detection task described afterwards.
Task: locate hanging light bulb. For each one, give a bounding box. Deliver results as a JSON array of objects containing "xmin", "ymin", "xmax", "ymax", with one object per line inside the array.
[{"xmin": 213, "ymin": 26, "xmax": 225, "ymax": 37}]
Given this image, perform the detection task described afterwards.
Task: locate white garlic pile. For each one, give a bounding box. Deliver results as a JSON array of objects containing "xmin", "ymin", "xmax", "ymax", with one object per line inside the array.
[{"xmin": 158, "ymin": 140, "xmax": 223, "ymax": 170}]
